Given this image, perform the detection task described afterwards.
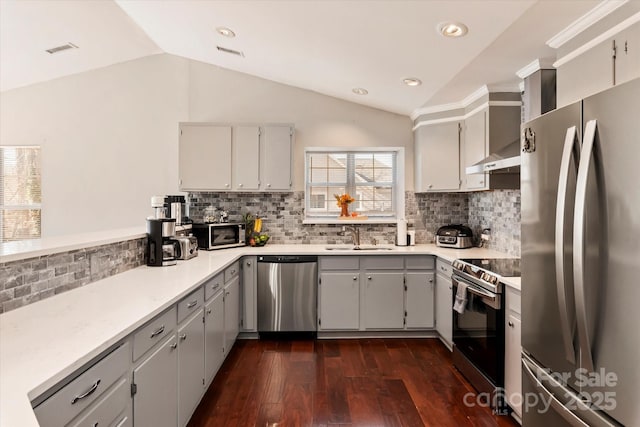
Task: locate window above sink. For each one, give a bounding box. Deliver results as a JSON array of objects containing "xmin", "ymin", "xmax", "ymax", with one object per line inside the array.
[{"xmin": 303, "ymin": 147, "xmax": 405, "ymax": 224}]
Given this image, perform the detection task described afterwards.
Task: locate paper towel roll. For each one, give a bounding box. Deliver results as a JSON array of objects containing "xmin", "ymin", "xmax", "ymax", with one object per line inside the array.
[{"xmin": 396, "ymin": 219, "xmax": 407, "ymax": 246}]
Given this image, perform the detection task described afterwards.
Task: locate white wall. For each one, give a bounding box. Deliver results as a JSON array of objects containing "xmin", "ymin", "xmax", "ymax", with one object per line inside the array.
[
  {"xmin": 0, "ymin": 54, "xmax": 189, "ymax": 237},
  {"xmin": 187, "ymin": 60, "xmax": 414, "ymax": 192},
  {"xmin": 0, "ymin": 53, "xmax": 412, "ymax": 237}
]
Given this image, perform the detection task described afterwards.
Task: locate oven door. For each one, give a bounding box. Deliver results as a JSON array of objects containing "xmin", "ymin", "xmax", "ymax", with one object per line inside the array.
[{"xmin": 452, "ymin": 274, "xmax": 505, "ymax": 386}]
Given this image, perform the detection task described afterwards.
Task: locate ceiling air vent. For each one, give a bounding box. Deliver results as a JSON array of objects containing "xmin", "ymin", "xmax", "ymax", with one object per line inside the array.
[
  {"xmin": 216, "ymin": 46, "xmax": 244, "ymax": 57},
  {"xmin": 45, "ymin": 43, "xmax": 78, "ymax": 54}
]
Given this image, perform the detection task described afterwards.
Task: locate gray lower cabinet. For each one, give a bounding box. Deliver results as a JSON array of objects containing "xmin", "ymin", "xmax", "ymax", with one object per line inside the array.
[
  {"xmin": 405, "ymin": 272, "xmax": 435, "ymax": 328},
  {"xmin": 204, "ymin": 290, "xmax": 225, "ymax": 385},
  {"xmin": 177, "ymin": 308, "xmax": 205, "ymax": 427},
  {"xmin": 133, "ymin": 336, "xmax": 178, "ymax": 427},
  {"xmin": 68, "ymin": 378, "xmax": 131, "ymax": 427},
  {"xmin": 363, "ymin": 272, "xmax": 405, "ymax": 329},
  {"xmin": 223, "ymin": 275, "xmax": 240, "ymax": 355},
  {"xmin": 435, "ymin": 259, "xmax": 453, "ymax": 349},
  {"xmin": 319, "ymin": 272, "xmax": 361, "ymax": 330},
  {"xmin": 241, "ymin": 256, "xmax": 257, "ymax": 332}
]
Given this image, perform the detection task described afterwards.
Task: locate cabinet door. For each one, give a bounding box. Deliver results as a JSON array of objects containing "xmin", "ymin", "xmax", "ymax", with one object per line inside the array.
[
  {"xmin": 261, "ymin": 125, "xmax": 292, "ymax": 190},
  {"xmin": 133, "ymin": 336, "xmax": 177, "ymax": 427},
  {"xmin": 204, "ymin": 291, "xmax": 225, "ymax": 385},
  {"xmin": 319, "ymin": 272, "xmax": 359, "ymax": 330},
  {"xmin": 179, "ymin": 124, "xmax": 232, "ymax": 190},
  {"xmin": 241, "ymin": 256, "xmax": 257, "ymax": 331},
  {"xmin": 435, "ymin": 272, "xmax": 453, "ymax": 349},
  {"xmin": 233, "ymin": 126, "xmax": 260, "ymax": 190},
  {"xmin": 178, "ymin": 309, "xmax": 205, "ymax": 427},
  {"xmin": 617, "ymin": 24, "xmax": 640, "ymax": 86},
  {"xmin": 223, "ymin": 276, "xmax": 240, "ymax": 355},
  {"xmin": 464, "ymin": 110, "xmax": 488, "ymax": 190},
  {"xmin": 414, "ymin": 121, "xmax": 461, "ymax": 191},
  {"xmin": 405, "ymin": 272, "xmax": 435, "ymax": 328},
  {"xmin": 505, "ymin": 314, "xmax": 522, "ymax": 419},
  {"xmin": 363, "ymin": 272, "xmax": 404, "ymax": 329}
]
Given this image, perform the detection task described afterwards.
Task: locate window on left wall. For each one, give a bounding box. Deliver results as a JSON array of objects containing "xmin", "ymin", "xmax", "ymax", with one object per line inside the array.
[{"xmin": 0, "ymin": 146, "xmax": 41, "ymax": 242}]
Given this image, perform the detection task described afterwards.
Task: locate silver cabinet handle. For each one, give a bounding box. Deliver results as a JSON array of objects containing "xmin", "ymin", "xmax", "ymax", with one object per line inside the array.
[
  {"xmin": 367, "ymin": 276, "xmax": 372, "ymax": 280},
  {"xmin": 508, "ymin": 321, "xmax": 514, "ymax": 327},
  {"xmin": 225, "ymin": 291, "xmax": 230, "ymax": 296},
  {"xmin": 353, "ymin": 276, "xmax": 357, "ymax": 281},
  {"xmin": 267, "ymin": 184, "xmax": 271, "ymax": 188},
  {"xmin": 150, "ymin": 325, "xmax": 165, "ymax": 338},
  {"xmin": 212, "ymin": 283, "xmax": 220, "ymax": 290},
  {"xmin": 555, "ymin": 125, "xmax": 580, "ymax": 365},
  {"xmin": 180, "ymin": 333, "xmax": 187, "ymax": 341},
  {"xmin": 247, "ymin": 262, "xmax": 251, "ymax": 266},
  {"xmin": 92, "ymin": 423, "xmax": 98, "ymax": 427},
  {"xmin": 225, "ymin": 183, "xmax": 229, "ymax": 187},
  {"xmin": 71, "ymin": 379, "xmax": 101, "ymax": 404},
  {"xmin": 231, "ymin": 269, "xmax": 236, "ymax": 275},
  {"xmin": 187, "ymin": 300, "xmax": 197, "ymax": 308},
  {"xmin": 170, "ymin": 342, "xmax": 177, "ymax": 350},
  {"xmin": 574, "ymin": 119, "xmax": 601, "ymax": 374},
  {"xmin": 238, "ymin": 183, "xmax": 243, "ymax": 187},
  {"xmin": 207, "ymin": 308, "xmax": 212, "ymax": 315}
]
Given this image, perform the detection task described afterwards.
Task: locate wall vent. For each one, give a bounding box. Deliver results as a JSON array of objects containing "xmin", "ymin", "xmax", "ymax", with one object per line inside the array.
[
  {"xmin": 45, "ymin": 43, "xmax": 78, "ymax": 54},
  {"xmin": 216, "ymin": 46, "xmax": 244, "ymax": 57}
]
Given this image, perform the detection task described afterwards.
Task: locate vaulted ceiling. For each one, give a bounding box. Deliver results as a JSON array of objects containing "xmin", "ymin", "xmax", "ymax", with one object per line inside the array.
[{"xmin": 1, "ymin": 0, "xmax": 602, "ymax": 115}]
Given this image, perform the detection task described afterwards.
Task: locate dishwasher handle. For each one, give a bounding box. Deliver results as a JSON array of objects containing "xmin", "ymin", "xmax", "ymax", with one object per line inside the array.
[{"xmin": 258, "ymin": 255, "xmax": 318, "ymax": 263}]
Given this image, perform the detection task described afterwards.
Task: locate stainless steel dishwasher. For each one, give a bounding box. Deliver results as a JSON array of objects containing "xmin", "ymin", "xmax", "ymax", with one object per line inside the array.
[{"xmin": 257, "ymin": 255, "xmax": 318, "ymax": 334}]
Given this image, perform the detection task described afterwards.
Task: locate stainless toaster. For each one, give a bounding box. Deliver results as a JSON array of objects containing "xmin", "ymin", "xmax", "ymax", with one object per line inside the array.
[{"xmin": 176, "ymin": 236, "xmax": 199, "ymax": 260}]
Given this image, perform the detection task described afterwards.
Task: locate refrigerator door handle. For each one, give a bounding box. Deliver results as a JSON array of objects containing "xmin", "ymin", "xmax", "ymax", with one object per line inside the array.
[
  {"xmin": 522, "ymin": 354, "xmax": 617, "ymax": 427},
  {"xmin": 573, "ymin": 119, "xmax": 599, "ymax": 373},
  {"xmin": 555, "ymin": 126, "xmax": 579, "ymax": 364}
]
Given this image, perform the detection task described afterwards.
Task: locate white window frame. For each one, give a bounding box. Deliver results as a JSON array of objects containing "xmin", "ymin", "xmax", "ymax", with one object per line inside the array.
[
  {"xmin": 303, "ymin": 147, "xmax": 404, "ymax": 224},
  {"xmin": 0, "ymin": 145, "xmax": 42, "ymax": 242}
]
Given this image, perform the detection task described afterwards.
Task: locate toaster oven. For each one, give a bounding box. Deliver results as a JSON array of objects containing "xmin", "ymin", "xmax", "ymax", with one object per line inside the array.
[{"xmin": 192, "ymin": 223, "xmax": 246, "ymax": 250}]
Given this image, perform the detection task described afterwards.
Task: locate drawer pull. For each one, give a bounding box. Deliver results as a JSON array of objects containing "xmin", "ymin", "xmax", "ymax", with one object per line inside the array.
[
  {"xmin": 367, "ymin": 276, "xmax": 372, "ymax": 280},
  {"xmin": 207, "ymin": 308, "xmax": 212, "ymax": 315},
  {"xmin": 231, "ymin": 269, "xmax": 236, "ymax": 275},
  {"xmin": 92, "ymin": 423, "xmax": 98, "ymax": 427},
  {"xmin": 247, "ymin": 262, "xmax": 251, "ymax": 267},
  {"xmin": 187, "ymin": 300, "xmax": 198, "ymax": 308},
  {"xmin": 170, "ymin": 342, "xmax": 178, "ymax": 350},
  {"xmin": 70, "ymin": 379, "xmax": 101, "ymax": 404},
  {"xmin": 508, "ymin": 321, "xmax": 514, "ymax": 327},
  {"xmin": 150, "ymin": 325, "xmax": 165, "ymax": 338},
  {"xmin": 180, "ymin": 333, "xmax": 187, "ymax": 341},
  {"xmin": 212, "ymin": 283, "xmax": 220, "ymax": 290},
  {"xmin": 353, "ymin": 276, "xmax": 357, "ymax": 281}
]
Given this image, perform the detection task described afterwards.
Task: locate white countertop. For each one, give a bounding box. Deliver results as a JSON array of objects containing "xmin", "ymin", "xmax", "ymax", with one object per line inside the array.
[
  {"xmin": 501, "ymin": 276, "xmax": 521, "ymax": 291},
  {"xmin": 0, "ymin": 243, "xmax": 516, "ymax": 427}
]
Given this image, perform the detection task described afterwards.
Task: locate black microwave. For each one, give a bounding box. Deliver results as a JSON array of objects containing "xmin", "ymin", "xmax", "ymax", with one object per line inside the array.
[{"xmin": 192, "ymin": 223, "xmax": 246, "ymax": 250}]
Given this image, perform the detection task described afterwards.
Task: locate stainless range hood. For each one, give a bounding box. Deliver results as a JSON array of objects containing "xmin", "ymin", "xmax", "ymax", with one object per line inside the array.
[{"xmin": 466, "ymin": 139, "xmax": 521, "ymax": 174}]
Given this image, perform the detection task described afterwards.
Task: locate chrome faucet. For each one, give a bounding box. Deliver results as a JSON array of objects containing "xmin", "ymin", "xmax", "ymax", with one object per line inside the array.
[{"xmin": 342, "ymin": 226, "xmax": 360, "ymax": 247}]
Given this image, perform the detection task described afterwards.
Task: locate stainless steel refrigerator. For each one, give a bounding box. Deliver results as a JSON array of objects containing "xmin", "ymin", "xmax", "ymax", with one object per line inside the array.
[{"xmin": 521, "ymin": 77, "xmax": 640, "ymax": 427}]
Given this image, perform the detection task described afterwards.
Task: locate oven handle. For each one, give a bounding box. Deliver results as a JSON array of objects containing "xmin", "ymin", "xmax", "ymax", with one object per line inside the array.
[{"xmin": 452, "ymin": 275, "xmax": 498, "ymax": 302}]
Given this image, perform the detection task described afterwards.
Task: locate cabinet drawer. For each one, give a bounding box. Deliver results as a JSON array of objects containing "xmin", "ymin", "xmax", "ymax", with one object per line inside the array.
[
  {"xmin": 224, "ymin": 262, "xmax": 240, "ymax": 283},
  {"xmin": 320, "ymin": 256, "xmax": 359, "ymax": 270},
  {"xmin": 34, "ymin": 343, "xmax": 129, "ymax": 427},
  {"xmin": 405, "ymin": 256, "xmax": 435, "ymax": 270},
  {"xmin": 67, "ymin": 377, "xmax": 129, "ymax": 427},
  {"xmin": 178, "ymin": 287, "xmax": 204, "ymax": 324},
  {"xmin": 133, "ymin": 307, "xmax": 176, "ymax": 361},
  {"xmin": 436, "ymin": 259, "xmax": 453, "ymax": 277},
  {"xmin": 204, "ymin": 273, "xmax": 224, "ymax": 301},
  {"xmin": 506, "ymin": 286, "xmax": 521, "ymax": 316},
  {"xmin": 362, "ymin": 256, "xmax": 404, "ymax": 270}
]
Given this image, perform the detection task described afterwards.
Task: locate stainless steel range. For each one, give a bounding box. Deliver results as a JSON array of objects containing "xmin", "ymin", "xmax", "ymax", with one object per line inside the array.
[{"xmin": 451, "ymin": 258, "xmax": 520, "ymax": 413}]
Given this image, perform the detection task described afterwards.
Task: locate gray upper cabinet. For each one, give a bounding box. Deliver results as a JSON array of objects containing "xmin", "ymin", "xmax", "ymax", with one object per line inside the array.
[
  {"xmin": 179, "ymin": 124, "xmax": 232, "ymax": 191},
  {"xmin": 261, "ymin": 125, "xmax": 293, "ymax": 191},
  {"xmin": 179, "ymin": 123, "xmax": 293, "ymax": 192},
  {"xmin": 557, "ymin": 22, "xmax": 640, "ymax": 107},
  {"xmin": 233, "ymin": 126, "xmax": 260, "ymax": 191},
  {"xmin": 414, "ymin": 121, "xmax": 461, "ymax": 192}
]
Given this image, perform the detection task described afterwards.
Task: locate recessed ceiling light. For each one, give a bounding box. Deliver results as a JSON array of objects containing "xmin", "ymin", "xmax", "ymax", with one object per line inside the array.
[
  {"xmin": 403, "ymin": 78, "xmax": 422, "ymax": 87},
  {"xmin": 352, "ymin": 88, "xmax": 368, "ymax": 95},
  {"xmin": 437, "ymin": 22, "xmax": 468, "ymax": 38},
  {"xmin": 216, "ymin": 27, "xmax": 236, "ymax": 38}
]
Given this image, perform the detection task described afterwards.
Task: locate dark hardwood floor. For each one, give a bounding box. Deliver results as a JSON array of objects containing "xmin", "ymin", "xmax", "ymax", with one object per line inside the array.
[{"xmin": 188, "ymin": 338, "xmax": 519, "ymax": 427}]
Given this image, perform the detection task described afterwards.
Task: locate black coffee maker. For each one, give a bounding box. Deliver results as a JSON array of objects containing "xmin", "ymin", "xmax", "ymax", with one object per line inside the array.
[{"xmin": 147, "ymin": 218, "xmax": 181, "ymax": 267}]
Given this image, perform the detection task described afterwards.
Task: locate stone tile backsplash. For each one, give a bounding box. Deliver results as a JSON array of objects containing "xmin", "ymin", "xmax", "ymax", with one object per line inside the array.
[
  {"xmin": 0, "ymin": 238, "xmax": 146, "ymax": 313},
  {"xmin": 1, "ymin": 189, "xmax": 520, "ymax": 314}
]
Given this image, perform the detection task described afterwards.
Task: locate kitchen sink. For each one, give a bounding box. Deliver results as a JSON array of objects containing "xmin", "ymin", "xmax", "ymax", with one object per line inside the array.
[{"xmin": 324, "ymin": 245, "xmax": 395, "ymax": 251}]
